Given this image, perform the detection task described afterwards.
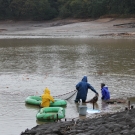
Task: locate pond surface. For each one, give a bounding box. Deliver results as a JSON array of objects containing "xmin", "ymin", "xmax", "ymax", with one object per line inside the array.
[{"xmin": 0, "ymin": 38, "xmax": 135, "ymax": 135}]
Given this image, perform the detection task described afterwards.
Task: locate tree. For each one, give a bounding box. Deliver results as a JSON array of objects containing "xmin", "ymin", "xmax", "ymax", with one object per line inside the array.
[
  {"xmin": 91, "ymin": 0, "xmax": 107, "ymax": 18},
  {"xmin": 69, "ymin": 0, "xmax": 88, "ymax": 18},
  {"xmin": 59, "ymin": 0, "xmax": 71, "ymax": 18},
  {"xmin": 0, "ymin": 0, "xmax": 11, "ymax": 19},
  {"xmin": 10, "ymin": 0, "xmax": 26, "ymax": 19}
]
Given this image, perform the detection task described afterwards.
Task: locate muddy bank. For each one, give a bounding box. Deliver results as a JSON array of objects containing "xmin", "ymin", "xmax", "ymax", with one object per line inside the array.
[
  {"xmin": 21, "ymin": 108, "xmax": 135, "ymax": 135},
  {"xmin": 0, "ymin": 18, "xmax": 135, "ymax": 39}
]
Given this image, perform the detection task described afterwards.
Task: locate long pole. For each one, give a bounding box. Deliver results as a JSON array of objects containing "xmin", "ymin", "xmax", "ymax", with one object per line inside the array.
[{"xmin": 93, "ymin": 102, "xmax": 94, "ymax": 109}]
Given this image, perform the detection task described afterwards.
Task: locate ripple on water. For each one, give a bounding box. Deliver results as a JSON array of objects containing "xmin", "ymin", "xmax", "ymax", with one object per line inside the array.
[{"xmin": 0, "ymin": 38, "xmax": 135, "ymax": 135}]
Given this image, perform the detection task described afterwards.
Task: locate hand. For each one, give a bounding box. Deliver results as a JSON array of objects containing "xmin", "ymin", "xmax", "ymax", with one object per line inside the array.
[{"xmin": 96, "ymin": 93, "xmax": 99, "ymax": 97}]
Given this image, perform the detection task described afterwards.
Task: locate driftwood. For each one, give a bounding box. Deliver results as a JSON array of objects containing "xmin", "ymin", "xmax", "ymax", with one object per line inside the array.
[
  {"xmin": 113, "ymin": 23, "xmax": 135, "ymax": 28},
  {"xmin": 113, "ymin": 22, "xmax": 135, "ymax": 26},
  {"xmin": 105, "ymin": 99, "xmax": 126, "ymax": 104},
  {"xmin": 99, "ymin": 32, "xmax": 135, "ymax": 37}
]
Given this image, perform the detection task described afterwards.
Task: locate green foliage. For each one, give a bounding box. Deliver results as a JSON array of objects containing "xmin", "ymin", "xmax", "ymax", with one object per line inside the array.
[
  {"xmin": 69, "ymin": 0, "xmax": 88, "ymax": 18},
  {"xmin": 10, "ymin": 0, "xmax": 25, "ymax": 19},
  {"xmin": 0, "ymin": 0, "xmax": 135, "ymax": 20},
  {"xmin": 90, "ymin": 0, "xmax": 107, "ymax": 18},
  {"xmin": 0, "ymin": 0, "xmax": 11, "ymax": 19},
  {"xmin": 31, "ymin": 0, "xmax": 55, "ymax": 20},
  {"xmin": 58, "ymin": 0, "xmax": 71, "ymax": 18}
]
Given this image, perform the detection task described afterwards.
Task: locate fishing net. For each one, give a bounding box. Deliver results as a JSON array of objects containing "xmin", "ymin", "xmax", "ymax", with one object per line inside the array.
[{"xmin": 53, "ymin": 90, "xmax": 77, "ymax": 100}]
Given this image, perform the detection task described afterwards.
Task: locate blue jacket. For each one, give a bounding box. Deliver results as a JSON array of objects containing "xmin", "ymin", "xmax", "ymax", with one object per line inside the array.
[
  {"xmin": 76, "ymin": 76, "xmax": 98, "ymax": 101},
  {"xmin": 101, "ymin": 86, "xmax": 110, "ymax": 100}
]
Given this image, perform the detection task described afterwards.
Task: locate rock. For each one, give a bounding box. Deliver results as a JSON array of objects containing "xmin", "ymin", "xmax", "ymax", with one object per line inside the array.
[{"xmin": 22, "ymin": 108, "xmax": 135, "ymax": 135}]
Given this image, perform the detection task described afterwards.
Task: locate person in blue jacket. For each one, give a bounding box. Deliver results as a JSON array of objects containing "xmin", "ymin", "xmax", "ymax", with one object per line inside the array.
[
  {"xmin": 101, "ymin": 83, "xmax": 110, "ymax": 100},
  {"xmin": 75, "ymin": 76, "xmax": 98, "ymax": 103}
]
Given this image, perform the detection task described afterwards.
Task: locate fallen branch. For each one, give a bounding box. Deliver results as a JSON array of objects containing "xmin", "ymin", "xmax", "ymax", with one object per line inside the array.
[{"xmin": 113, "ymin": 22, "xmax": 135, "ymax": 26}]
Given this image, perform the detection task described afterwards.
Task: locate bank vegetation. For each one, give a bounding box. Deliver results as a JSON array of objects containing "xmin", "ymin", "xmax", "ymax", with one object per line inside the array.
[{"xmin": 0, "ymin": 0, "xmax": 135, "ymax": 20}]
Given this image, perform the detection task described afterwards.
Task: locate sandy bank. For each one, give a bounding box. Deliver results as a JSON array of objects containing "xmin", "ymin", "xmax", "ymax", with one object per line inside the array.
[{"xmin": 0, "ymin": 18, "xmax": 135, "ymax": 39}]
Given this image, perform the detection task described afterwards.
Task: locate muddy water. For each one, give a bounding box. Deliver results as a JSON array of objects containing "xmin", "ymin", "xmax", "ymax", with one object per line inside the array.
[{"xmin": 0, "ymin": 38, "xmax": 135, "ymax": 135}]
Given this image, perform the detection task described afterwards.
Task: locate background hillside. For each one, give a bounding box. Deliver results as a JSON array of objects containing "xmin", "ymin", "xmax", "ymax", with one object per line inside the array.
[{"xmin": 0, "ymin": 0, "xmax": 135, "ymax": 20}]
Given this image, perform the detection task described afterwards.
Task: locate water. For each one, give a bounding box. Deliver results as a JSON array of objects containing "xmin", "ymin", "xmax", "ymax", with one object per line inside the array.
[{"xmin": 0, "ymin": 38, "xmax": 135, "ymax": 135}]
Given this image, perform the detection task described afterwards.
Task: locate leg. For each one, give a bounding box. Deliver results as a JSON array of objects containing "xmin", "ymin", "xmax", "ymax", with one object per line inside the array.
[
  {"xmin": 75, "ymin": 98, "xmax": 81, "ymax": 103},
  {"xmin": 82, "ymin": 100, "xmax": 86, "ymax": 103},
  {"xmin": 75, "ymin": 99, "xmax": 79, "ymax": 103}
]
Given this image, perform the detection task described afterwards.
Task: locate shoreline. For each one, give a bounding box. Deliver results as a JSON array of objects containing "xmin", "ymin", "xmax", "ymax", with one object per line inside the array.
[
  {"xmin": 21, "ymin": 107, "xmax": 135, "ymax": 135},
  {"xmin": 0, "ymin": 18, "xmax": 135, "ymax": 39}
]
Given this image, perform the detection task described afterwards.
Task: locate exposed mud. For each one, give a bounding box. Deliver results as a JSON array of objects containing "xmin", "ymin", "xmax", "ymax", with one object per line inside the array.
[{"xmin": 0, "ymin": 18, "xmax": 135, "ymax": 39}]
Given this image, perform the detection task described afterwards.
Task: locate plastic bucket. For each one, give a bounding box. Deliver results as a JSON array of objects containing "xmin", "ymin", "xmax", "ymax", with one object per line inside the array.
[{"xmin": 79, "ymin": 106, "xmax": 87, "ymax": 115}]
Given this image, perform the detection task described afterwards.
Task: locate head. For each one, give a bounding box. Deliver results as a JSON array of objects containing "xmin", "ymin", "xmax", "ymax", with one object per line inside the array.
[
  {"xmin": 101, "ymin": 83, "xmax": 105, "ymax": 88},
  {"xmin": 82, "ymin": 76, "xmax": 87, "ymax": 82},
  {"xmin": 44, "ymin": 87, "xmax": 50, "ymax": 94}
]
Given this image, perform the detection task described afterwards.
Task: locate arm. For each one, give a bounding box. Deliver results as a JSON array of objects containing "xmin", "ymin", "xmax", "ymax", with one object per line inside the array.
[
  {"xmin": 50, "ymin": 95, "xmax": 54, "ymax": 102},
  {"xmin": 88, "ymin": 83, "xmax": 98, "ymax": 95},
  {"xmin": 76, "ymin": 82, "xmax": 80, "ymax": 91}
]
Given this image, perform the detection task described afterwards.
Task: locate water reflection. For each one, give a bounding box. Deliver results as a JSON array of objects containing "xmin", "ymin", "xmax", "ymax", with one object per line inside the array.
[
  {"xmin": 0, "ymin": 38, "xmax": 135, "ymax": 135},
  {"xmin": 101, "ymin": 100, "xmax": 109, "ymax": 110},
  {"xmin": 0, "ymin": 38, "xmax": 135, "ymax": 76},
  {"xmin": 127, "ymin": 97, "xmax": 135, "ymax": 105}
]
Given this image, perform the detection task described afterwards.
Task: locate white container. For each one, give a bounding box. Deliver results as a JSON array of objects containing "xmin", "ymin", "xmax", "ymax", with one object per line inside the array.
[{"xmin": 79, "ymin": 105, "xmax": 87, "ymax": 115}]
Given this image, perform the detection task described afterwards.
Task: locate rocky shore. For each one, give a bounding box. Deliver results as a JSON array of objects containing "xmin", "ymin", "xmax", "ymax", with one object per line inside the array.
[{"xmin": 21, "ymin": 107, "xmax": 135, "ymax": 135}]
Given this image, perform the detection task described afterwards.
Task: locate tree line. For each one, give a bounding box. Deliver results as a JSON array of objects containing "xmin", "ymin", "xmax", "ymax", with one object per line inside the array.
[{"xmin": 0, "ymin": 0, "xmax": 135, "ymax": 20}]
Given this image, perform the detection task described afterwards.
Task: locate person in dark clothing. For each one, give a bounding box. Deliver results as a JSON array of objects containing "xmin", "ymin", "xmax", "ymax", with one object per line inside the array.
[
  {"xmin": 101, "ymin": 83, "xmax": 110, "ymax": 100},
  {"xmin": 75, "ymin": 76, "xmax": 98, "ymax": 103}
]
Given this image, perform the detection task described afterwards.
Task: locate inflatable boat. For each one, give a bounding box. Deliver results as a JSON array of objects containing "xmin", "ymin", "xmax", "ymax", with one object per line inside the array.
[
  {"xmin": 36, "ymin": 107, "xmax": 65, "ymax": 121},
  {"xmin": 25, "ymin": 96, "xmax": 67, "ymax": 107}
]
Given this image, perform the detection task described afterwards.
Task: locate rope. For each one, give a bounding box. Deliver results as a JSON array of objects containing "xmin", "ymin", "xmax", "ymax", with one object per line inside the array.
[{"xmin": 53, "ymin": 90, "xmax": 77, "ymax": 100}]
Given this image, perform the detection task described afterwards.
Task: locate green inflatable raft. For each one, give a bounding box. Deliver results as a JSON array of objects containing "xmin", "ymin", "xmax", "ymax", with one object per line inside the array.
[
  {"xmin": 36, "ymin": 107, "xmax": 65, "ymax": 121},
  {"xmin": 25, "ymin": 96, "xmax": 67, "ymax": 107}
]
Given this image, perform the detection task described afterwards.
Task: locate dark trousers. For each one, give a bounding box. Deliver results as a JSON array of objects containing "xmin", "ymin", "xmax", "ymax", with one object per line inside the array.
[{"xmin": 75, "ymin": 99, "xmax": 86, "ymax": 103}]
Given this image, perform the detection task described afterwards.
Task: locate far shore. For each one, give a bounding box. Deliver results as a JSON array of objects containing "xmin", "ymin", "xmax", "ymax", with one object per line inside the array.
[{"xmin": 0, "ymin": 18, "xmax": 135, "ymax": 39}]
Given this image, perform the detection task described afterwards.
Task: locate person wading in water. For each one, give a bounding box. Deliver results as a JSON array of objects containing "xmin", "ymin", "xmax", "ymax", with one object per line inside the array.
[{"xmin": 75, "ymin": 76, "xmax": 99, "ymax": 103}]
